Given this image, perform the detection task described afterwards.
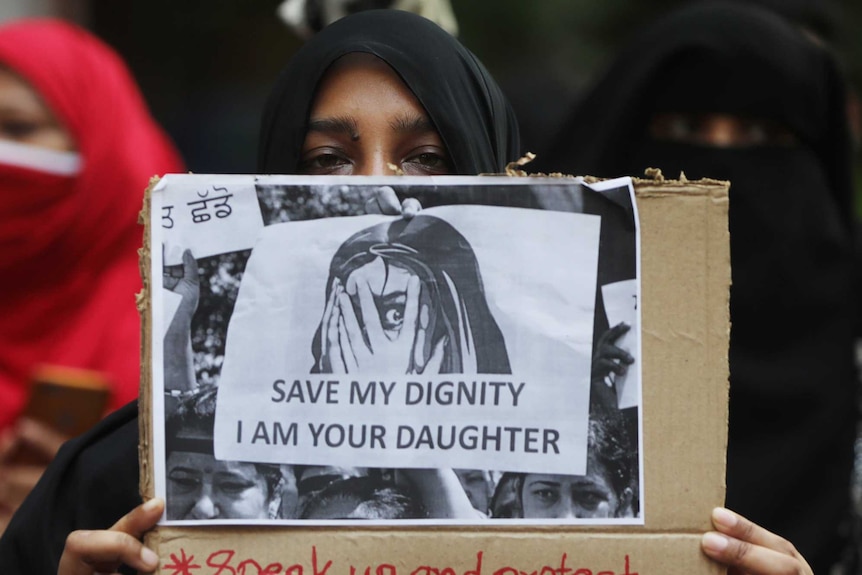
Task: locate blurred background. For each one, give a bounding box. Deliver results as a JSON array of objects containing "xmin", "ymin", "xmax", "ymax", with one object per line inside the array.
[{"xmin": 2, "ymin": 0, "xmax": 861, "ymax": 202}]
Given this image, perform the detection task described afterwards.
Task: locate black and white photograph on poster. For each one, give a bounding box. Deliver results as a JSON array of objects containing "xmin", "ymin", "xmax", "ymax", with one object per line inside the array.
[{"xmin": 150, "ymin": 175, "xmax": 642, "ymax": 526}]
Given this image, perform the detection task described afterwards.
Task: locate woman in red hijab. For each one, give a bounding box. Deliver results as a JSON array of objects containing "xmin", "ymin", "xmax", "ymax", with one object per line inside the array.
[{"xmin": 0, "ymin": 19, "xmax": 183, "ymax": 527}]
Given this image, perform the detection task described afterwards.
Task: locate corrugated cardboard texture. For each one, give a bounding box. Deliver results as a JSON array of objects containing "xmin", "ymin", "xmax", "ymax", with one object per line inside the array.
[{"xmin": 139, "ymin": 177, "xmax": 730, "ymax": 575}]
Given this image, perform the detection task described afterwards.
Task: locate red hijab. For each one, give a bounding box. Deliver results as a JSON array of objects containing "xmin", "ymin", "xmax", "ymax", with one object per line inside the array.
[{"xmin": 0, "ymin": 20, "xmax": 184, "ymax": 431}]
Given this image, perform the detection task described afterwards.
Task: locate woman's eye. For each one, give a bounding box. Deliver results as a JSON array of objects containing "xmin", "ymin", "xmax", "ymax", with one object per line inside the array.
[
  {"xmin": 668, "ymin": 115, "xmax": 695, "ymax": 140},
  {"xmin": 746, "ymin": 121, "xmax": 768, "ymax": 145},
  {"xmin": 218, "ymin": 480, "xmax": 255, "ymax": 495},
  {"xmin": 298, "ymin": 151, "xmax": 350, "ymax": 175},
  {"xmin": 573, "ymin": 490, "xmax": 608, "ymax": 511},
  {"xmin": 382, "ymin": 306, "xmax": 404, "ymax": 330},
  {"xmin": 530, "ymin": 488, "xmax": 559, "ymax": 506},
  {"xmin": 416, "ymin": 153, "xmax": 444, "ymax": 167},
  {"xmin": 403, "ymin": 151, "xmax": 452, "ymax": 175},
  {"xmin": 168, "ymin": 474, "xmax": 200, "ymax": 492},
  {"xmin": 0, "ymin": 120, "xmax": 40, "ymax": 139}
]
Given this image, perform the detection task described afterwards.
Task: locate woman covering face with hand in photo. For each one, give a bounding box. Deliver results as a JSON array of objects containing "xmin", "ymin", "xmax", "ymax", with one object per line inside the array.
[{"xmin": 312, "ymin": 215, "xmax": 510, "ymax": 375}]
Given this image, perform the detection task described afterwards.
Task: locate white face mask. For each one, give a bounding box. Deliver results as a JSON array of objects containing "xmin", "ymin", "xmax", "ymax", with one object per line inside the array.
[{"xmin": 0, "ymin": 138, "xmax": 82, "ymax": 176}]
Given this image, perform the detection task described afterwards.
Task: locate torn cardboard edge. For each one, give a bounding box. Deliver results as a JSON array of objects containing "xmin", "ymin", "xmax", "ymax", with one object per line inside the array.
[{"xmin": 138, "ymin": 175, "xmax": 729, "ymax": 575}]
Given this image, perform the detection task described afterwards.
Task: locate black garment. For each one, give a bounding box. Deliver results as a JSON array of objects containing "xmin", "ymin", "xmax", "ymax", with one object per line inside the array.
[
  {"xmin": 535, "ymin": 3, "xmax": 858, "ymax": 572},
  {"xmin": 258, "ymin": 9, "xmax": 521, "ymax": 175},
  {"xmin": 0, "ymin": 10, "xmax": 521, "ymax": 575},
  {"xmin": 0, "ymin": 401, "xmax": 140, "ymax": 574}
]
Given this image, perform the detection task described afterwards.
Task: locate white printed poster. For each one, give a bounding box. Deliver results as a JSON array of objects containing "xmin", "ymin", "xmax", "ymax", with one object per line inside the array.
[{"xmin": 150, "ymin": 175, "xmax": 642, "ymax": 525}]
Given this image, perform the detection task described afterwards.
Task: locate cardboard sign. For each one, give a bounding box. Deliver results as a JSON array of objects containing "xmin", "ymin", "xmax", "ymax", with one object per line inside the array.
[{"xmin": 139, "ymin": 175, "xmax": 728, "ymax": 572}]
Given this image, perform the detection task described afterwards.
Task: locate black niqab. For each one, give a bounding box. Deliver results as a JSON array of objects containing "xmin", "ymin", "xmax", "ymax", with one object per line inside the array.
[
  {"xmin": 536, "ymin": 3, "xmax": 858, "ymax": 572},
  {"xmin": 258, "ymin": 9, "xmax": 521, "ymax": 175}
]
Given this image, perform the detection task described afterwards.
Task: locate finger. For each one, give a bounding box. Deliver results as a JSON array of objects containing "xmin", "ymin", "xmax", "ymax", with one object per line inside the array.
[
  {"xmin": 457, "ymin": 297, "xmax": 478, "ymax": 374},
  {"xmin": 337, "ymin": 309, "xmax": 358, "ymax": 373},
  {"xmin": 422, "ymin": 337, "xmax": 447, "ymax": 375},
  {"xmin": 59, "ymin": 530, "xmax": 160, "ymax": 575},
  {"xmin": 329, "ymin": 309, "xmax": 346, "ymax": 374},
  {"xmin": 338, "ymin": 288, "xmax": 368, "ymax": 361},
  {"xmin": 413, "ymin": 304, "xmax": 429, "ymax": 372},
  {"xmin": 319, "ymin": 279, "xmax": 340, "ymax": 355},
  {"xmin": 701, "ymin": 532, "xmax": 809, "ymax": 575},
  {"xmin": 59, "ymin": 499, "xmax": 164, "ymax": 575},
  {"xmin": 594, "ymin": 358, "xmax": 628, "ymax": 376},
  {"xmin": 181, "ymin": 249, "xmax": 200, "ymax": 284},
  {"xmin": 162, "ymin": 272, "xmax": 180, "ymax": 291},
  {"xmin": 110, "ymin": 497, "xmax": 165, "ymax": 538},
  {"xmin": 321, "ymin": 280, "xmax": 338, "ymax": 327},
  {"xmin": 711, "ymin": 508, "xmax": 806, "ymax": 563},
  {"xmin": 400, "ymin": 275, "xmax": 421, "ymax": 340},
  {"xmin": 337, "ymin": 287, "xmax": 361, "ymax": 341},
  {"xmin": 16, "ymin": 418, "xmax": 68, "ymax": 457},
  {"xmin": 356, "ymin": 277, "xmax": 385, "ymax": 350},
  {"xmin": 375, "ymin": 186, "xmax": 402, "ymax": 215},
  {"xmin": 599, "ymin": 344, "xmax": 635, "ymax": 364},
  {"xmin": 602, "ymin": 322, "xmax": 631, "ymax": 345},
  {"xmin": 324, "ymin": 290, "xmax": 342, "ymax": 370},
  {"xmin": 401, "ymin": 198, "xmax": 422, "ymax": 219}
]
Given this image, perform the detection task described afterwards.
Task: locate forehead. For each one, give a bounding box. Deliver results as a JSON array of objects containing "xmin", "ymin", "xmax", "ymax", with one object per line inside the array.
[
  {"xmin": 0, "ymin": 66, "xmax": 52, "ymax": 116},
  {"xmin": 524, "ymin": 473, "xmax": 611, "ymax": 491},
  {"xmin": 310, "ymin": 53, "xmax": 429, "ymax": 120},
  {"xmin": 167, "ymin": 451, "xmax": 262, "ymax": 477}
]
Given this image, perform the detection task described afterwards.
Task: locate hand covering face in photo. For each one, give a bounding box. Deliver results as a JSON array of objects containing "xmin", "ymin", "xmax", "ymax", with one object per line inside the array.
[
  {"xmin": 311, "ymin": 215, "xmax": 511, "ymax": 375},
  {"xmin": 534, "ymin": 3, "xmax": 857, "ymax": 571}
]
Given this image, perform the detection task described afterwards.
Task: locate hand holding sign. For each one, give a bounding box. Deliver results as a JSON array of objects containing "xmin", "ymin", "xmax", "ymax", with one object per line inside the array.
[{"xmin": 364, "ymin": 186, "xmax": 422, "ymax": 220}]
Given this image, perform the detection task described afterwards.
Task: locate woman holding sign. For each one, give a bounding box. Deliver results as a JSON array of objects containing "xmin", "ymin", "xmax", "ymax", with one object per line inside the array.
[
  {"xmin": 0, "ymin": 10, "xmax": 515, "ymax": 572},
  {"xmin": 0, "ymin": 9, "xmax": 812, "ymax": 575}
]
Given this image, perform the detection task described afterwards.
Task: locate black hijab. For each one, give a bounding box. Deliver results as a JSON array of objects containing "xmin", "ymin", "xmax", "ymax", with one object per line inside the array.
[
  {"xmin": 536, "ymin": 3, "xmax": 857, "ymax": 571},
  {"xmin": 258, "ymin": 9, "xmax": 520, "ymax": 175}
]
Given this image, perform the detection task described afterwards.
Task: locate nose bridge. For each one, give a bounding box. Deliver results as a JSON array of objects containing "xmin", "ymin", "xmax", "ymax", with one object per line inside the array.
[
  {"xmin": 191, "ymin": 484, "xmax": 218, "ymax": 519},
  {"xmin": 702, "ymin": 114, "xmax": 739, "ymax": 147},
  {"xmin": 556, "ymin": 491, "xmax": 576, "ymax": 519},
  {"xmin": 356, "ymin": 140, "xmax": 397, "ymax": 176}
]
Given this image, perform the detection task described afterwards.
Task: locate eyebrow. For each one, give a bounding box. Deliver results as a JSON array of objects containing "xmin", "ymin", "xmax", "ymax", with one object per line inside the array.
[
  {"xmin": 168, "ymin": 466, "xmax": 201, "ymax": 475},
  {"xmin": 214, "ymin": 471, "xmax": 254, "ymax": 480},
  {"xmin": 529, "ymin": 479, "xmax": 600, "ymax": 489},
  {"xmin": 306, "ymin": 116, "xmax": 360, "ymax": 141},
  {"xmin": 389, "ymin": 113, "xmax": 436, "ymax": 134},
  {"xmin": 528, "ymin": 481, "xmax": 561, "ymax": 488}
]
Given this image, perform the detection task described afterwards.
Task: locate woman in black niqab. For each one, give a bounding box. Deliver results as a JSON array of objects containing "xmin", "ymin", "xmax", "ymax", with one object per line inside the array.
[
  {"xmin": 535, "ymin": 3, "xmax": 857, "ymax": 572},
  {"xmin": 258, "ymin": 9, "xmax": 520, "ymax": 175}
]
